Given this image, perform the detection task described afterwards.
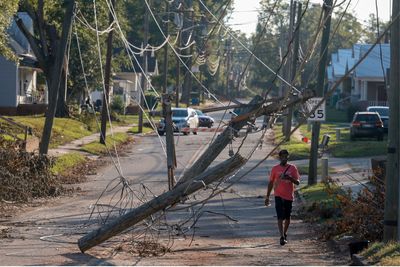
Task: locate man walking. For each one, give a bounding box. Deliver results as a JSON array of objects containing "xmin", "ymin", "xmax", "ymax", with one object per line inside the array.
[{"xmin": 265, "ymin": 149, "xmax": 300, "ymax": 245}]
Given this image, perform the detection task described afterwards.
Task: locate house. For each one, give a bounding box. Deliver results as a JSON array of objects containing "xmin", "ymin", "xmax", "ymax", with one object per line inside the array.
[
  {"xmin": 328, "ymin": 43, "xmax": 389, "ymax": 110},
  {"xmin": 0, "ymin": 13, "xmax": 47, "ymax": 115},
  {"xmin": 90, "ymin": 54, "xmax": 158, "ymax": 114}
]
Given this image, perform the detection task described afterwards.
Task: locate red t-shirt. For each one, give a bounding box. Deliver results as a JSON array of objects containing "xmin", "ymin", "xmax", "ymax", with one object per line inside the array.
[{"xmin": 269, "ymin": 163, "xmax": 300, "ymax": 201}]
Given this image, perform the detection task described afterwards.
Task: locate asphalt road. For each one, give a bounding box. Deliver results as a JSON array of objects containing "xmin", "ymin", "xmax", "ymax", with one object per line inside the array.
[{"xmin": 0, "ymin": 112, "xmax": 349, "ymax": 265}]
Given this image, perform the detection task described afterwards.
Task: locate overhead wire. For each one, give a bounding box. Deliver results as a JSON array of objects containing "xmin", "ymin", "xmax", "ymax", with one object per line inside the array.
[
  {"xmin": 92, "ymin": 0, "xmax": 124, "ymax": 176},
  {"xmin": 143, "ymin": 0, "xmax": 229, "ymax": 109}
]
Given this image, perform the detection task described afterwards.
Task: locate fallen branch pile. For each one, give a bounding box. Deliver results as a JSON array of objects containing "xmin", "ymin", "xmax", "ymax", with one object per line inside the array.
[{"xmin": 0, "ymin": 138, "xmax": 60, "ymax": 202}]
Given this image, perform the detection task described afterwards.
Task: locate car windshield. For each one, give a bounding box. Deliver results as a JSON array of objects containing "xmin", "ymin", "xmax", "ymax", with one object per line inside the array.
[
  {"xmin": 356, "ymin": 114, "xmax": 379, "ymax": 122},
  {"xmin": 172, "ymin": 109, "xmax": 188, "ymax": 117},
  {"xmin": 196, "ymin": 110, "xmax": 204, "ymax": 116},
  {"xmin": 368, "ymin": 108, "xmax": 389, "ymax": 117}
]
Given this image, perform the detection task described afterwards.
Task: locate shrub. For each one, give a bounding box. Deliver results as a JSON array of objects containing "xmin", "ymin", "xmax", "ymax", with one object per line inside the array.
[{"xmin": 111, "ymin": 95, "xmax": 125, "ymax": 114}]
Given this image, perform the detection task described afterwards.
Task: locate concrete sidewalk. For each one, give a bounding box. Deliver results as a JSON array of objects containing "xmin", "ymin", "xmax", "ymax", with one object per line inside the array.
[{"xmin": 48, "ymin": 124, "xmax": 136, "ymax": 157}]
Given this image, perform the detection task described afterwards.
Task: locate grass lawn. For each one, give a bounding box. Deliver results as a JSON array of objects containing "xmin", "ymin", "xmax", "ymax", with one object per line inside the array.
[
  {"xmin": 296, "ymin": 165, "xmax": 336, "ymax": 175},
  {"xmin": 51, "ymin": 152, "xmax": 86, "ymax": 176},
  {"xmin": 129, "ymin": 126, "xmax": 154, "ymax": 134},
  {"xmin": 299, "ymin": 182, "xmax": 343, "ymax": 208},
  {"xmin": 360, "ymin": 242, "xmax": 400, "ymax": 265},
  {"xmin": 5, "ymin": 113, "xmax": 157, "ymax": 149},
  {"xmin": 80, "ymin": 132, "xmax": 132, "ymax": 155},
  {"xmin": 10, "ymin": 116, "xmax": 95, "ymax": 148},
  {"xmin": 272, "ymin": 120, "xmax": 387, "ymax": 158},
  {"xmin": 273, "ymin": 124, "xmax": 310, "ymax": 160}
]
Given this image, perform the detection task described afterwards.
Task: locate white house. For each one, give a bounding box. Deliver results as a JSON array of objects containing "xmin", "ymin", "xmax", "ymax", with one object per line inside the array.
[
  {"xmin": 89, "ymin": 54, "xmax": 158, "ymax": 114},
  {"xmin": 0, "ymin": 12, "xmax": 47, "ymax": 115}
]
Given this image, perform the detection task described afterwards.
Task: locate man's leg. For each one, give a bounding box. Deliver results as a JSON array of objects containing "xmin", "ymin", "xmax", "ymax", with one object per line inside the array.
[
  {"xmin": 283, "ymin": 218, "xmax": 290, "ymax": 236},
  {"xmin": 283, "ymin": 199, "xmax": 293, "ymax": 241},
  {"xmin": 278, "ymin": 219, "xmax": 284, "ymax": 236}
]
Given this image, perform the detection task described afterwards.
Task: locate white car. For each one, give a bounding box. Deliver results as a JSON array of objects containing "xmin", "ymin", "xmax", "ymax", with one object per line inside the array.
[{"xmin": 157, "ymin": 107, "xmax": 199, "ymax": 135}]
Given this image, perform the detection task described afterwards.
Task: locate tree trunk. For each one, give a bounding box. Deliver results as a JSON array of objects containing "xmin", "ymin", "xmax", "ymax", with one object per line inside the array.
[
  {"xmin": 39, "ymin": 0, "xmax": 75, "ymax": 154},
  {"xmin": 55, "ymin": 69, "xmax": 69, "ymax": 118}
]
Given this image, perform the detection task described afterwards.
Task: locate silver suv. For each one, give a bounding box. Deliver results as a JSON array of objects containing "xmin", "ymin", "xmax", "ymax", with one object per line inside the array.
[{"xmin": 157, "ymin": 107, "xmax": 199, "ymax": 136}]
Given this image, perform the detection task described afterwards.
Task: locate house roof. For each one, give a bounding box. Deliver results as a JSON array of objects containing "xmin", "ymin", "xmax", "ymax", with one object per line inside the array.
[
  {"xmin": 354, "ymin": 44, "xmax": 390, "ymax": 78},
  {"xmin": 330, "ymin": 49, "xmax": 353, "ymax": 77},
  {"xmin": 328, "ymin": 43, "xmax": 390, "ymax": 80}
]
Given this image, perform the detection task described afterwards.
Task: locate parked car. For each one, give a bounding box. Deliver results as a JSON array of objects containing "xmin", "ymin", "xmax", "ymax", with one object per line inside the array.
[
  {"xmin": 367, "ymin": 106, "xmax": 389, "ymax": 132},
  {"xmin": 157, "ymin": 107, "xmax": 199, "ymax": 136},
  {"xmin": 195, "ymin": 109, "xmax": 214, "ymax": 128},
  {"xmin": 350, "ymin": 111, "xmax": 384, "ymax": 141}
]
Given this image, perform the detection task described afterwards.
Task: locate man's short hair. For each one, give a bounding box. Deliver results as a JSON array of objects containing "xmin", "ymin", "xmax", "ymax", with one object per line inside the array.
[{"xmin": 279, "ymin": 149, "xmax": 289, "ymax": 156}]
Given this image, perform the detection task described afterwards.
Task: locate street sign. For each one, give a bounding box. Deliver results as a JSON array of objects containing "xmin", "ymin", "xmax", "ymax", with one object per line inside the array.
[{"xmin": 307, "ymin": 97, "xmax": 326, "ymax": 121}]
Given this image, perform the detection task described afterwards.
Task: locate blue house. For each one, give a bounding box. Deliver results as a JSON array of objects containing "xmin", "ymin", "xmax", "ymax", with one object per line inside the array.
[
  {"xmin": 0, "ymin": 13, "xmax": 47, "ymax": 115},
  {"xmin": 328, "ymin": 43, "xmax": 389, "ymax": 110}
]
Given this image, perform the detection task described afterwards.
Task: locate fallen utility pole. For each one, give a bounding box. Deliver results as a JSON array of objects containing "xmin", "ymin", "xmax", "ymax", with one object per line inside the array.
[
  {"xmin": 78, "ymin": 90, "xmax": 314, "ymax": 252},
  {"xmin": 78, "ymin": 153, "xmax": 247, "ymax": 252},
  {"xmin": 177, "ymin": 90, "xmax": 314, "ymax": 186}
]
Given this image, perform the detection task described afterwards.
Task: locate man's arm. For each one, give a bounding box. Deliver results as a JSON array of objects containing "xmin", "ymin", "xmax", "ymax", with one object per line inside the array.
[
  {"xmin": 287, "ymin": 176, "xmax": 300, "ymax": 185},
  {"xmin": 265, "ymin": 180, "xmax": 274, "ymax": 206}
]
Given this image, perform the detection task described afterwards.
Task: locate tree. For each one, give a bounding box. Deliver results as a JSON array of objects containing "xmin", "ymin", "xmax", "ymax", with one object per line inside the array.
[
  {"xmin": 16, "ymin": 0, "xmax": 75, "ymax": 155},
  {"xmin": 250, "ymin": 1, "xmax": 364, "ymax": 93},
  {"xmin": 362, "ymin": 13, "xmax": 390, "ymax": 43},
  {"xmin": 0, "ymin": 1, "xmax": 19, "ymax": 60}
]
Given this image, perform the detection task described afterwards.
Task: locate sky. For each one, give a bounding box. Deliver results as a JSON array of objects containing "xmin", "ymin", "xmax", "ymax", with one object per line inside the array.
[{"xmin": 229, "ymin": 0, "xmax": 392, "ymax": 36}]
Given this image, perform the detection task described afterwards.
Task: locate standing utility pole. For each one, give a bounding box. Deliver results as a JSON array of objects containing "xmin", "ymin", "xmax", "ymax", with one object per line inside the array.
[
  {"xmin": 100, "ymin": 0, "xmax": 115, "ymax": 144},
  {"xmin": 225, "ymin": 37, "xmax": 232, "ymax": 98},
  {"xmin": 308, "ymin": 0, "xmax": 332, "ymax": 185},
  {"xmin": 139, "ymin": 4, "xmax": 149, "ymax": 133},
  {"xmin": 284, "ymin": 0, "xmax": 300, "ymax": 140},
  {"xmin": 175, "ymin": 1, "xmax": 183, "ymax": 107},
  {"xmin": 385, "ymin": 0, "xmax": 400, "ymax": 242},
  {"xmin": 182, "ymin": 1, "xmax": 194, "ymax": 107},
  {"xmin": 162, "ymin": 2, "xmax": 177, "ymax": 190}
]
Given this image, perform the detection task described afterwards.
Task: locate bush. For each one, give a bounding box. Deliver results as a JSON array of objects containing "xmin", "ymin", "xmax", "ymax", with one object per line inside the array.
[
  {"xmin": 77, "ymin": 111, "xmax": 98, "ymax": 132},
  {"xmin": 304, "ymin": 176, "xmax": 385, "ymax": 242},
  {"xmin": 111, "ymin": 95, "xmax": 125, "ymax": 114}
]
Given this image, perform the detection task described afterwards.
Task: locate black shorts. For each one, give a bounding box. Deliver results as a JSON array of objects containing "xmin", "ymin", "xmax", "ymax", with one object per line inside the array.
[{"xmin": 275, "ymin": 196, "xmax": 293, "ymax": 220}]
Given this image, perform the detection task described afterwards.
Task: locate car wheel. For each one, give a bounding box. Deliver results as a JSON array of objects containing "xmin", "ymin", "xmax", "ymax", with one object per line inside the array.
[
  {"xmin": 158, "ymin": 130, "xmax": 165, "ymax": 136},
  {"xmin": 183, "ymin": 131, "xmax": 188, "ymax": 136},
  {"xmin": 193, "ymin": 131, "xmax": 197, "ymax": 135}
]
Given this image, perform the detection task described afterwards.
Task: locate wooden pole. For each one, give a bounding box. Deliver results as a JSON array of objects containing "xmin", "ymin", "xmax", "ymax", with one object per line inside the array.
[
  {"xmin": 100, "ymin": 0, "xmax": 115, "ymax": 144},
  {"xmin": 308, "ymin": 0, "xmax": 332, "ymax": 185},
  {"xmin": 138, "ymin": 3, "xmax": 149, "ymax": 133},
  {"xmin": 385, "ymin": 0, "xmax": 400, "ymax": 242},
  {"xmin": 78, "ymin": 154, "xmax": 247, "ymax": 252}
]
